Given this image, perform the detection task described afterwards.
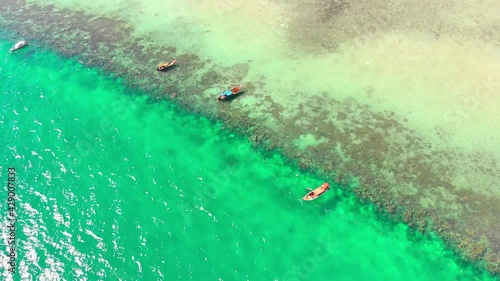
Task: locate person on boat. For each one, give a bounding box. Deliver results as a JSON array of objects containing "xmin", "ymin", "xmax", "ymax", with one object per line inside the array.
[{"xmin": 308, "ymin": 183, "xmax": 329, "ymax": 198}]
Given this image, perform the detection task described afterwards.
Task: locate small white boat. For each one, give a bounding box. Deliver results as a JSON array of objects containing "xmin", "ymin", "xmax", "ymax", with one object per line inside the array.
[{"xmin": 10, "ymin": 41, "xmax": 28, "ymax": 52}]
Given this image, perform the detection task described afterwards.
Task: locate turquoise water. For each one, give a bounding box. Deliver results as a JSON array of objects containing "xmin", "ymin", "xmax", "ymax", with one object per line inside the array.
[{"xmin": 0, "ymin": 39, "xmax": 497, "ymax": 280}]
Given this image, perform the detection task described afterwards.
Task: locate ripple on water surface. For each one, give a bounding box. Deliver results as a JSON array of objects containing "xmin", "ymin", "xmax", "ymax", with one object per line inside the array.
[{"xmin": 0, "ymin": 39, "xmax": 498, "ymax": 280}]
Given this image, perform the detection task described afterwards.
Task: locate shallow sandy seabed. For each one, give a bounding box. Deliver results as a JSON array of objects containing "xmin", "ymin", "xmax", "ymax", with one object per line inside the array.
[{"xmin": 1, "ymin": 0, "xmax": 499, "ymax": 275}]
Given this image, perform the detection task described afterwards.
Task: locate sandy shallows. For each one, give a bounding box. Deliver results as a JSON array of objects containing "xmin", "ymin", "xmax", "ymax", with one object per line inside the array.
[{"xmin": 3, "ymin": 0, "xmax": 500, "ymax": 275}]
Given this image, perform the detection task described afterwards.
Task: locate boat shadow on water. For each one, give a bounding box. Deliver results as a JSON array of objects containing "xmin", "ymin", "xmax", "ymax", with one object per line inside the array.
[{"xmin": 318, "ymin": 193, "xmax": 343, "ymax": 213}]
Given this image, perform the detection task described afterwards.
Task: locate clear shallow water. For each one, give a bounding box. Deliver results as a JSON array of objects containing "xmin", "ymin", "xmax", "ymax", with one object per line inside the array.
[{"xmin": 0, "ymin": 39, "xmax": 497, "ymax": 280}]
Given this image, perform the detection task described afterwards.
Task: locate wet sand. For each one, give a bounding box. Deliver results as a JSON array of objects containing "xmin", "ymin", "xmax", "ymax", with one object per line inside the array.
[{"xmin": 2, "ymin": 0, "xmax": 499, "ymax": 275}]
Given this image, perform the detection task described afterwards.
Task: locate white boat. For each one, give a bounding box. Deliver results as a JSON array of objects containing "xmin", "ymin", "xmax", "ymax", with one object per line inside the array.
[{"xmin": 10, "ymin": 41, "xmax": 28, "ymax": 52}]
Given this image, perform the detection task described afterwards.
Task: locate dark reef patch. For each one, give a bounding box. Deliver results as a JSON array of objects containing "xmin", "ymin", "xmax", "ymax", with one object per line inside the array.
[{"xmin": 280, "ymin": 0, "xmax": 500, "ymax": 54}]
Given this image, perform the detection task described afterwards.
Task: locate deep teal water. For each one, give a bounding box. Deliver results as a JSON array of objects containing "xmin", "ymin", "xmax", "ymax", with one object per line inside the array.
[{"xmin": 1, "ymin": 38, "xmax": 498, "ymax": 280}]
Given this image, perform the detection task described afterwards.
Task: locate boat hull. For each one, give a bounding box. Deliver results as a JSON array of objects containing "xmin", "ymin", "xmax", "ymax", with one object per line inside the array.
[
  {"xmin": 302, "ymin": 182, "xmax": 330, "ymax": 201},
  {"xmin": 10, "ymin": 41, "xmax": 28, "ymax": 52},
  {"xmin": 156, "ymin": 59, "xmax": 176, "ymax": 71}
]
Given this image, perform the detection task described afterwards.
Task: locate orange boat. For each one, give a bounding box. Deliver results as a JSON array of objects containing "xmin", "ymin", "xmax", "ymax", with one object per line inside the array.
[
  {"xmin": 156, "ymin": 59, "xmax": 176, "ymax": 71},
  {"xmin": 302, "ymin": 182, "xmax": 330, "ymax": 201}
]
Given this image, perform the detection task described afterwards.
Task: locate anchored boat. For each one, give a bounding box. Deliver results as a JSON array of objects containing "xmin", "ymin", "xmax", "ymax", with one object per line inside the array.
[
  {"xmin": 302, "ymin": 182, "xmax": 330, "ymax": 201},
  {"xmin": 156, "ymin": 59, "xmax": 176, "ymax": 71},
  {"xmin": 218, "ymin": 84, "xmax": 243, "ymax": 101},
  {"xmin": 10, "ymin": 40, "xmax": 28, "ymax": 52}
]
